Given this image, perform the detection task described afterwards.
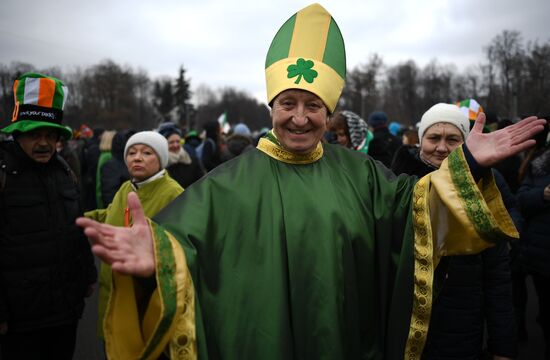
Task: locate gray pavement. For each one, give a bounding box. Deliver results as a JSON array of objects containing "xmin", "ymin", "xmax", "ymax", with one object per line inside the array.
[
  {"xmin": 74, "ymin": 258, "xmax": 104, "ymax": 360},
  {"xmin": 517, "ymin": 276, "xmax": 545, "ymax": 359}
]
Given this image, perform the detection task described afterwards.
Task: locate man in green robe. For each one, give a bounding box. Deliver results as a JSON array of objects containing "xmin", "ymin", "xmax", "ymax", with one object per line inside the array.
[{"xmin": 77, "ymin": 4, "xmax": 546, "ymax": 360}]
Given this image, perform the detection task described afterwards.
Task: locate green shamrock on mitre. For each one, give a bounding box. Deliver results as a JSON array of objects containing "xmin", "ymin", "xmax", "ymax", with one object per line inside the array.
[{"xmin": 287, "ymin": 58, "xmax": 318, "ymax": 84}]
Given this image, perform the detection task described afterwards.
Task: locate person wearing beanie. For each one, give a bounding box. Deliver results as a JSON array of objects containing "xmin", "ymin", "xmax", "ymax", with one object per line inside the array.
[
  {"xmin": 392, "ymin": 103, "xmax": 519, "ymax": 359},
  {"xmin": 366, "ymin": 110, "xmax": 401, "ymax": 167},
  {"xmin": 232, "ymin": 123, "xmax": 251, "ymax": 136},
  {"xmin": 367, "ymin": 110, "xmax": 389, "ymax": 129},
  {"xmin": 158, "ymin": 123, "xmax": 204, "ymax": 188},
  {"xmin": 77, "ymin": 4, "xmax": 546, "ymax": 359},
  {"xmin": 85, "ymin": 130, "xmax": 183, "ymax": 340},
  {"xmin": 221, "ymin": 122, "xmax": 255, "ymax": 161},
  {"xmin": 416, "ymin": 103, "xmax": 470, "ymax": 168},
  {"xmin": 198, "ymin": 120, "xmax": 224, "ymax": 171},
  {"xmin": 0, "ymin": 73, "xmax": 97, "ymax": 359}
]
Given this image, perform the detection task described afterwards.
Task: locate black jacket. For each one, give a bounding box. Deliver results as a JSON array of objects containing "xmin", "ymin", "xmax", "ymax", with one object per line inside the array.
[
  {"xmin": 517, "ymin": 146, "xmax": 550, "ymax": 277},
  {"xmin": 0, "ymin": 141, "xmax": 97, "ymax": 332},
  {"xmin": 391, "ymin": 145, "xmax": 517, "ymax": 359},
  {"xmin": 100, "ymin": 130, "xmax": 132, "ymax": 206},
  {"xmin": 165, "ymin": 149, "xmax": 204, "ymax": 189},
  {"xmin": 367, "ymin": 126, "xmax": 401, "ymax": 168}
]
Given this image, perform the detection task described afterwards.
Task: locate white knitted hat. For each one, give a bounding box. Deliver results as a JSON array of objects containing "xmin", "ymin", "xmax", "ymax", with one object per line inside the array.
[
  {"xmin": 418, "ymin": 103, "xmax": 470, "ymax": 144},
  {"xmin": 124, "ymin": 131, "xmax": 169, "ymax": 169}
]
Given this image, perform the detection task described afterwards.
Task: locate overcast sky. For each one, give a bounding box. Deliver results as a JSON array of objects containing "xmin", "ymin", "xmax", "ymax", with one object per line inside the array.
[{"xmin": 1, "ymin": 0, "xmax": 549, "ymax": 104}]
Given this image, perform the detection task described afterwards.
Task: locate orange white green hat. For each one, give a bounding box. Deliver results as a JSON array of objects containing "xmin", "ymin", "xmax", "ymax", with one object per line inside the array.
[
  {"xmin": 265, "ymin": 3, "xmax": 346, "ymax": 113},
  {"xmin": 2, "ymin": 72, "xmax": 72, "ymax": 139}
]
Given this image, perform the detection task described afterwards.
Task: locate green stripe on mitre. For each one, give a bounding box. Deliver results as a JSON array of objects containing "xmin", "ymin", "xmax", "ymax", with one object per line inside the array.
[
  {"xmin": 448, "ymin": 147, "xmax": 504, "ymax": 243},
  {"xmin": 265, "ymin": 14, "xmax": 296, "ymax": 68},
  {"xmin": 265, "ymin": 15, "xmax": 346, "ymax": 80},
  {"xmin": 1, "ymin": 120, "xmax": 72, "ymax": 139},
  {"xmin": 140, "ymin": 223, "xmax": 178, "ymax": 359},
  {"xmin": 322, "ymin": 18, "xmax": 346, "ymax": 79},
  {"xmin": 266, "ymin": 57, "xmax": 345, "ymax": 113}
]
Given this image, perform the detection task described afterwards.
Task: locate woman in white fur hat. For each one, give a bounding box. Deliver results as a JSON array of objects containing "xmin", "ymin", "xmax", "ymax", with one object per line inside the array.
[
  {"xmin": 392, "ymin": 104, "xmax": 518, "ymax": 360},
  {"xmin": 391, "ymin": 103, "xmax": 470, "ymax": 174},
  {"xmin": 85, "ymin": 131, "xmax": 183, "ymax": 340}
]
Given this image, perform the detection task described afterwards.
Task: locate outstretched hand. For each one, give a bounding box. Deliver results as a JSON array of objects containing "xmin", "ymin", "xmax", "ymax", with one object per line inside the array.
[
  {"xmin": 466, "ymin": 113, "xmax": 546, "ymax": 167},
  {"xmin": 76, "ymin": 192, "xmax": 155, "ymax": 277}
]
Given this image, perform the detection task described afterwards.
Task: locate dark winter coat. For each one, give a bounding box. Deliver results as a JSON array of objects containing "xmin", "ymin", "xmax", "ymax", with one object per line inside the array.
[
  {"xmin": 100, "ymin": 130, "xmax": 132, "ymax": 207},
  {"xmin": 201, "ymin": 138, "xmax": 223, "ymax": 172},
  {"xmin": 391, "ymin": 145, "xmax": 517, "ymax": 359},
  {"xmin": 367, "ymin": 126, "xmax": 401, "ymax": 168},
  {"xmin": 516, "ymin": 145, "xmax": 550, "ymax": 277},
  {"xmin": 165, "ymin": 148, "xmax": 204, "ymax": 189},
  {"xmin": 220, "ymin": 134, "xmax": 255, "ymax": 162},
  {"xmin": 81, "ymin": 137, "xmax": 100, "ymax": 210},
  {"xmin": 0, "ymin": 140, "xmax": 97, "ymax": 332}
]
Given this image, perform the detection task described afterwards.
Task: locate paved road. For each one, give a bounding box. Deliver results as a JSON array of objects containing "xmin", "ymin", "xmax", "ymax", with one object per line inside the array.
[
  {"xmin": 74, "ymin": 258, "xmax": 104, "ymax": 360},
  {"xmin": 517, "ymin": 276, "xmax": 545, "ymax": 359}
]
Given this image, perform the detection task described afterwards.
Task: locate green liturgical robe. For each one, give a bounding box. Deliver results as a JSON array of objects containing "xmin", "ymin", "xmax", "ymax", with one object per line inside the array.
[{"xmin": 103, "ymin": 134, "xmax": 518, "ymax": 360}]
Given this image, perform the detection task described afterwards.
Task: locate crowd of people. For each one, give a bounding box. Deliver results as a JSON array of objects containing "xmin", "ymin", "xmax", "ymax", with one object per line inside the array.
[{"xmin": 1, "ymin": 3, "xmax": 549, "ymax": 360}]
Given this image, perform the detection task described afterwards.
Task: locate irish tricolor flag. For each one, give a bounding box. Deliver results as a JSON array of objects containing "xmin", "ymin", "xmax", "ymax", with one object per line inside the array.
[{"xmin": 218, "ymin": 111, "xmax": 231, "ymax": 134}]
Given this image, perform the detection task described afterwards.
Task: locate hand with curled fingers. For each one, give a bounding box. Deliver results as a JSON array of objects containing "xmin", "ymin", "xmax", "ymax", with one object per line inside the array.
[{"xmin": 76, "ymin": 192, "xmax": 156, "ymax": 278}]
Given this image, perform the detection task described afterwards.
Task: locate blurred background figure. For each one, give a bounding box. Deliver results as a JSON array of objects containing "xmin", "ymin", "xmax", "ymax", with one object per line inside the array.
[
  {"xmin": 158, "ymin": 122, "xmax": 204, "ymax": 188},
  {"xmin": 366, "ymin": 110, "xmax": 401, "ymax": 167},
  {"xmin": 95, "ymin": 130, "xmax": 116, "ymax": 209},
  {"xmin": 196, "ymin": 120, "xmax": 224, "ymax": 172},
  {"xmin": 328, "ymin": 110, "xmax": 372, "ymax": 154},
  {"xmin": 183, "ymin": 130, "xmax": 202, "ymax": 159},
  {"xmin": 401, "ymin": 128, "xmax": 419, "ymax": 146},
  {"xmin": 221, "ymin": 122, "xmax": 255, "ymax": 161},
  {"xmin": 516, "ymin": 120, "xmax": 550, "ymax": 359},
  {"xmin": 99, "ymin": 129, "xmax": 135, "ymax": 207}
]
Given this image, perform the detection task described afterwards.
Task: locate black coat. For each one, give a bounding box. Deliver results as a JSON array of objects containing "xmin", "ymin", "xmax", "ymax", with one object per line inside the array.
[
  {"xmin": 391, "ymin": 145, "xmax": 517, "ymax": 359},
  {"xmin": 367, "ymin": 126, "xmax": 401, "ymax": 168},
  {"xmin": 100, "ymin": 130, "xmax": 132, "ymax": 207},
  {"xmin": 0, "ymin": 141, "xmax": 97, "ymax": 332},
  {"xmin": 165, "ymin": 150, "xmax": 204, "ymax": 189},
  {"xmin": 516, "ymin": 146, "xmax": 550, "ymax": 277}
]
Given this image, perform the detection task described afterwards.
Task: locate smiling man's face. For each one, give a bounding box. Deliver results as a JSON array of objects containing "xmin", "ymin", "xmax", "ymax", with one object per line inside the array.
[{"xmin": 271, "ymin": 89, "xmax": 329, "ymax": 154}]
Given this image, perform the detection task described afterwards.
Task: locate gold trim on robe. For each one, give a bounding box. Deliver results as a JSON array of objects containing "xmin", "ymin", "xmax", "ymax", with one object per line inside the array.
[
  {"xmin": 404, "ymin": 148, "xmax": 520, "ymax": 359},
  {"xmin": 257, "ymin": 137, "xmax": 323, "ymax": 164},
  {"xmin": 103, "ymin": 220, "xmax": 196, "ymax": 360}
]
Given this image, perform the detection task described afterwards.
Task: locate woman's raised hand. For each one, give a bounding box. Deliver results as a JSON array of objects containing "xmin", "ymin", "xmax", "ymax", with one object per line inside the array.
[{"xmin": 466, "ymin": 113, "xmax": 546, "ymax": 167}]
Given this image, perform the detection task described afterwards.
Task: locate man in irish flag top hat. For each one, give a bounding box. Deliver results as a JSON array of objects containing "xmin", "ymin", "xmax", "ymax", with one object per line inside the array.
[
  {"xmin": 0, "ymin": 73, "xmax": 96, "ymax": 359},
  {"xmin": 77, "ymin": 4, "xmax": 545, "ymax": 359}
]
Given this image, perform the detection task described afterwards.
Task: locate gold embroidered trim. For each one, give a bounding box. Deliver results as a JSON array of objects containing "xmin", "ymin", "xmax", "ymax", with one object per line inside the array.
[
  {"xmin": 256, "ymin": 137, "xmax": 323, "ymax": 164},
  {"xmin": 405, "ymin": 175, "xmax": 434, "ymax": 360},
  {"xmin": 167, "ymin": 232, "xmax": 196, "ymax": 359}
]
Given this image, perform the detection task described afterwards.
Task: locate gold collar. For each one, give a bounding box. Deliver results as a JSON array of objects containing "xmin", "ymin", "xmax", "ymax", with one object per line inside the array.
[{"xmin": 256, "ymin": 134, "xmax": 323, "ymax": 164}]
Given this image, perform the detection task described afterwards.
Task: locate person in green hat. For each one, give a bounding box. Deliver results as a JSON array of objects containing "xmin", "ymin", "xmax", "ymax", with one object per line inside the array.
[
  {"xmin": 0, "ymin": 72, "xmax": 97, "ymax": 359},
  {"xmin": 76, "ymin": 4, "xmax": 546, "ymax": 359}
]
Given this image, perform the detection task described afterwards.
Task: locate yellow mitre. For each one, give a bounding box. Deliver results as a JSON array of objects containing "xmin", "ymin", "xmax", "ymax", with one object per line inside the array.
[{"xmin": 265, "ymin": 3, "xmax": 346, "ymax": 113}]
